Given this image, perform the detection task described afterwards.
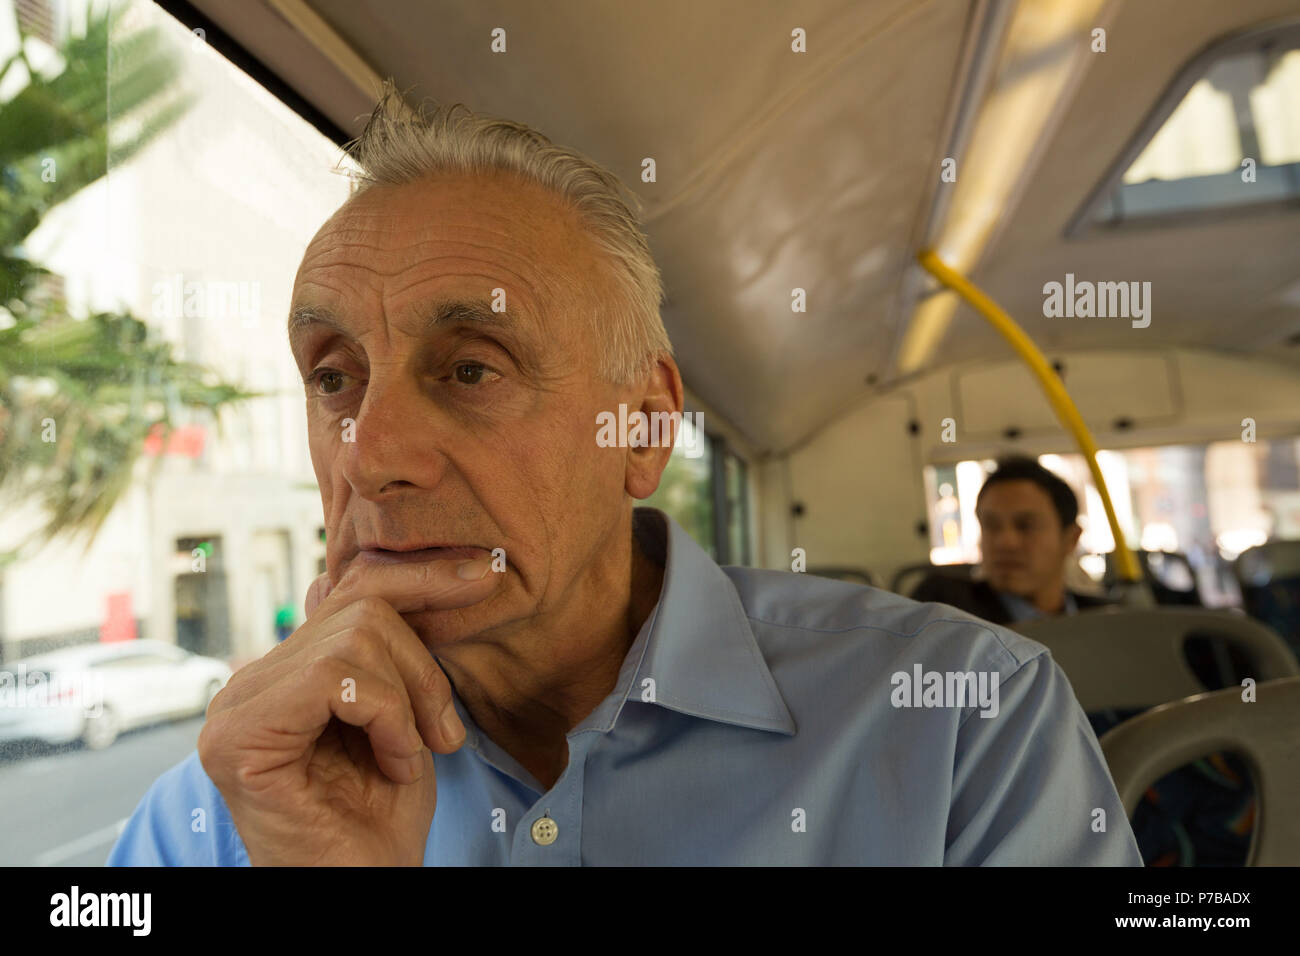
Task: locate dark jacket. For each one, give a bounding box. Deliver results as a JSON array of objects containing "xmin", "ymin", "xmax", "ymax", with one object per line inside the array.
[{"xmin": 909, "ymin": 574, "xmax": 1112, "ymax": 627}]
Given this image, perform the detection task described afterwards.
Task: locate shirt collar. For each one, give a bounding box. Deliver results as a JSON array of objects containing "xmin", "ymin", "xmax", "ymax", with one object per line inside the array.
[
  {"xmin": 445, "ymin": 506, "xmax": 797, "ymax": 776},
  {"xmin": 996, "ymin": 587, "xmax": 1078, "ymax": 621},
  {"xmin": 626, "ymin": 507, "xmax": 797, "ymax": 736}
]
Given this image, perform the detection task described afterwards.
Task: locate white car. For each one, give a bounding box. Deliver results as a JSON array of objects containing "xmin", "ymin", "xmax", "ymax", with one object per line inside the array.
[{"xmin": 0, "ymin": 639, "xmax": 232, "ymax": 751}]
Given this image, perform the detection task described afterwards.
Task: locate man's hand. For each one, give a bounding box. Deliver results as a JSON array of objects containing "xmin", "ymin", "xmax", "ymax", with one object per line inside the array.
[{"xmin": 197, "ymin": 557, "xmax": 498, "ymax": 865}]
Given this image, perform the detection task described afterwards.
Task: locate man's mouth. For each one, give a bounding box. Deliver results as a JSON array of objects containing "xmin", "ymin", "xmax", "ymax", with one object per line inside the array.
[{"xmin": 354, "ymin": 545, "xmax": 488, "ymax": 566}]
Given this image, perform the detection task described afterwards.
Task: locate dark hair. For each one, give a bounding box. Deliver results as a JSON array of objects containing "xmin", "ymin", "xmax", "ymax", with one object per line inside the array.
[{"xmin": 976, "ymin": 456, "xmax": 1079, "ymax": 527}]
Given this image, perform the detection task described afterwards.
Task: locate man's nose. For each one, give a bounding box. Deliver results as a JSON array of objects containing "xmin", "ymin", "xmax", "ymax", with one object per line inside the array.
[
  {"xmin": 984, "ymin": 527, "xmax": 1018, "ymax": 550},
  {"xmin": 340, "ymin": 375, "xmax": 449, "ymax": 499}
]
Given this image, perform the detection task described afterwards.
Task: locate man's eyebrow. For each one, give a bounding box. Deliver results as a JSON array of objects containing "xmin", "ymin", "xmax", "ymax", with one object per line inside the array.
[
  {"xmin": 287, "ymin": 300, "xmax": 516, "ymax": 339},
  {"xmin": 288, "ymin": 305, "xmax": 344, "ymax": 341},
  {"xmin": 424, "ymin": 299, "xmax": 518, "ymax": 332}
]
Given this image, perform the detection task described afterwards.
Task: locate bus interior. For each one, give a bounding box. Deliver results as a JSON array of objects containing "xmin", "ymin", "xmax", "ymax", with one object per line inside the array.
[{"xmin": 0, "ymin": 0, "xmax": 1298, "ymax": 871}]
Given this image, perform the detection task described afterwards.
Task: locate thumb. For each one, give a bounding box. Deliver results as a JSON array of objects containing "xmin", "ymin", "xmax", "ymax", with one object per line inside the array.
[{"xmin": 304, "ymin": 572, "xmax": 333, "ymax": 618}]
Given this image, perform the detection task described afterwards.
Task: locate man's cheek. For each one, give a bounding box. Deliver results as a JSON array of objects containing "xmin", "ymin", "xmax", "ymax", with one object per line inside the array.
[{"xmin": 306, "ymin": 429, "xmax": 335, "ymax": 484}]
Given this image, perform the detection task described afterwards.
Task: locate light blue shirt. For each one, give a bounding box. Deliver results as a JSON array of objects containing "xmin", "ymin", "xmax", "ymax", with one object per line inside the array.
[{"xmin": 108, "ymin": 508, "xmax": 1141, "ymax": 866}]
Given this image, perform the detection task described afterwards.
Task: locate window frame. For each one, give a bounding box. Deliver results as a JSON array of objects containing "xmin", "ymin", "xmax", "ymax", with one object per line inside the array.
[
  {"xmin": 696, "ymin": 431, "xmax": 752, "ymax": 566},
  {"xmin": 152, "ymin": 0, "xmax": 350, "ymax": 147},
  {"xmin": 1066, "ymin": 18, "xmax": 1300, "ymax": 237},
  {"xmin": 709, "ymin": 434, "xmax": 730, "ymax": 563}
]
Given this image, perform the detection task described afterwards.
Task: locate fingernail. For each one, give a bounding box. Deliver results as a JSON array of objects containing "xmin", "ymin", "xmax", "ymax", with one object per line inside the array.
[
  {"xmin": 456, "ymin": 557, "xmax": 492, "ymax": 580},
  {"xmin": 439, "ymin": 703, "xmax": 466, "ymax": 744}
]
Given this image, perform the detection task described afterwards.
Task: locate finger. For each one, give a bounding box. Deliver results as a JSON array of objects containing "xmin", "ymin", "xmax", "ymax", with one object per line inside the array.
[
  {"xmin": 320, "ymin": 555, "xmax": 501, "ymax": 617},
  {"xmin": 233, "ymin": 657, "xmax": 429, "ymax": 786},
  {"xmin": 215, "ymin": 559, "xmax": 497, "ymax": 724},
  {"xmin": 329, "ymin": 600, "xmax": 466, "ymax": 752},
  {"xmin": 217, "ymin": 599, "xmax": 466, "ymax": 753},
  {"xmin": 319, "ymin": 661, "xmax": 429, "ymax": 785},
  {"xmin": 305, "ymin": 573, "xmax": 332, "ymax": 618}
]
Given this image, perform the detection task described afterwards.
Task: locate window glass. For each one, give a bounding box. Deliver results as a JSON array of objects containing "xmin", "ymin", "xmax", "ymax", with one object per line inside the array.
[
  {"xmin": 1254, "ymin": 49, "xmax": 1300, "ymax": 166},
  {"xmin": 724, "ymin": 451, "xmax": 750, "ymax": 565},
  {"xmin": 1123, "ymin": 76, "xmax": 1242, "ymax": 184},
  {"xmin": 0, "ymin": 0, "xmax": 349, "ymax": 865},
  {"xmin": 92, "ymin": 653, "xmax": 174, "ymax": 669},
  {"xmin": 924, "ymin": 437, "xmax": 1300, "ymax": 608},
  {"xmin": 642, "ymin": 415, "xmax": 714, "ymax": 557}
]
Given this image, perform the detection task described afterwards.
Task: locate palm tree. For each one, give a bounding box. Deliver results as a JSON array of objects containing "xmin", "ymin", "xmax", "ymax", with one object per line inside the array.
[{"xmin": 0, "ymin": 2, "xmax": 252, "ymax": 556}]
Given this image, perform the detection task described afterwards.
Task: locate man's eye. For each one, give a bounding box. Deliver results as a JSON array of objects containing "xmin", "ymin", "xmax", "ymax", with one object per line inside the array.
[
  {"xmin": 454, "ymin": 363, "xmax": 487, "ymax": 385},
  {"xmin": 313, "ymin": 370, "xmax": 346, "ymax": 394}
]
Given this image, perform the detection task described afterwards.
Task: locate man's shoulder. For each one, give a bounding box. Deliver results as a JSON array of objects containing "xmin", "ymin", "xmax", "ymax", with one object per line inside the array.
[
  {"xmin": 718, "ymin": 566, "xmax": 1142, "ymax": 864},
  {"xmin": 107, "ymin": 749, "xmax": 247, "ymax": 866},
  {"xmin": 721, "ymin": 566, "xmax": 1047, "ymax": 678}
]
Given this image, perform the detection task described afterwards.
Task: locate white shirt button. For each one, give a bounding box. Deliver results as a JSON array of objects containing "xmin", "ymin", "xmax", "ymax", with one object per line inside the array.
[{"xmin": 530, "ymin": 816, "xmax": 559, "ymax": 846}]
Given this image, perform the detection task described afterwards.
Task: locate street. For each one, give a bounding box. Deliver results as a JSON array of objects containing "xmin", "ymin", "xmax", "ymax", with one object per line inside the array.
[{"xmin": 0, "ymin": 717, "xmax": 204, "ymax": 866}]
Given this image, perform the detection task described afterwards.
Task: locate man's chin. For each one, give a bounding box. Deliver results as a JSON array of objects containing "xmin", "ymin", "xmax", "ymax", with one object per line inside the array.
[{"xmin": 399, "ymin": 604, "xmax": 504, "ymax": 649}]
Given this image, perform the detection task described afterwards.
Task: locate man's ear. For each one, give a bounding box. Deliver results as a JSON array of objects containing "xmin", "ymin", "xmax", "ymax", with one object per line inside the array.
[
  {"xmin": 625, "ymin": 355, "xmax": 684, "ymax": 500},
  {"xmin": 1065, "ymin": 522, "xmax": 1082, "ymax": 551}
]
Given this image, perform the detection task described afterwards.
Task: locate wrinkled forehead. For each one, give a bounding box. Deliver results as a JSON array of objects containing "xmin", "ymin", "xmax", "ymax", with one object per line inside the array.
[{"xmin": 293, "ymin": 171, "xmax": 606, "ymax": 323}]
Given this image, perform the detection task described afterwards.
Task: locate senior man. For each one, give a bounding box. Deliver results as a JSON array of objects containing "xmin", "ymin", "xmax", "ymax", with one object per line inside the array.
[{"xmin": 109, "ymin": 90, "xmax": 1141, "ymax": 866}]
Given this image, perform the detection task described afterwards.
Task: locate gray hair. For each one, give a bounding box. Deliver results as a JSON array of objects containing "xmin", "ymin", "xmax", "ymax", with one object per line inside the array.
[{"xmin": 342, "ymin": 84, "xmax": 671, "ymax": 384}]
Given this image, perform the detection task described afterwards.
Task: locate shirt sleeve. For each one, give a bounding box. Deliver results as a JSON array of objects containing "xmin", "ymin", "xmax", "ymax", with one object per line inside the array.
[
  {"xmin": 106, "ymin": 750, "xmax": 248, "ymax": 867},
  {"xmin": 943, "ymin": 651, "xmax": 1144, "ymax": 865}
]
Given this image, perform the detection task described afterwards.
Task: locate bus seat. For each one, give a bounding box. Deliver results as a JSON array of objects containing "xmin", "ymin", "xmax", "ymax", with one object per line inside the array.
[
  {"xmin": 1012, "ymin": 608, "xmax": 1299, "ymax": 713},
  {"xmin": 1098, "ymin": 677, "xmax": 1300, "ymax": 866},
  {"xmin": 1234, "ymin": 541, "xmax": 1300, "ymax": 654},
  {"xmin": 1103, "ymin": 549, "xmax": 1202, "ymax": 606},
  {"xmin": 806, "ymin": 567, "xmax": 877, "ymax": 587},
  {"xmin": 891, "ymin": 562, "xmax": 976, "ymax": 597}
]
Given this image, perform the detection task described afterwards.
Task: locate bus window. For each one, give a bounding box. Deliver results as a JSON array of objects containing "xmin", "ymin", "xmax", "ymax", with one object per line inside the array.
[{"xmin": 926, "ymin": 437, "xmax": 1300, "ymax": 608}]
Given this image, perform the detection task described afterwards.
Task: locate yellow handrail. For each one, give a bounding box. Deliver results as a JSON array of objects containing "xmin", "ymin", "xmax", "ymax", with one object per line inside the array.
[{"xmin": 916, "ymin": 249, "xmax": 1142, "ymax": 582}]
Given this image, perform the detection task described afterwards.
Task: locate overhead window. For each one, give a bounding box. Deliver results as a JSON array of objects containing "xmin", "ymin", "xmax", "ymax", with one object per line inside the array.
[{"xmin": 1078, "ymin": 24, "xmax": 1300, "ymax": 228}]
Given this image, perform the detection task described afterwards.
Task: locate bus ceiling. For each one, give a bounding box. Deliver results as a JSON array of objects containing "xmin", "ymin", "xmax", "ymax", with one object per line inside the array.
[{"xmin": 163, "ymin": 0, "xmax": 1300, "ymax": 458}]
